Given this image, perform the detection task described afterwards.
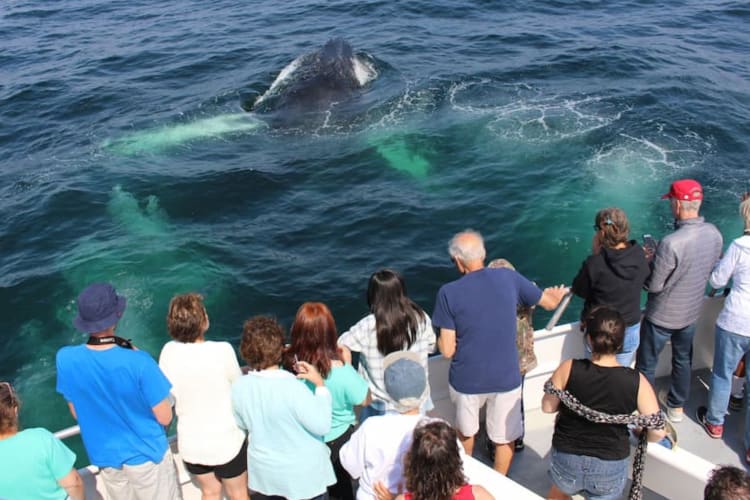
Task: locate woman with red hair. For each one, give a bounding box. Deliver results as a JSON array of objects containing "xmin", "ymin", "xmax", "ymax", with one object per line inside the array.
[{"xmin": 284, "ymin": 302, "xmax": 371, "ymax": 500}]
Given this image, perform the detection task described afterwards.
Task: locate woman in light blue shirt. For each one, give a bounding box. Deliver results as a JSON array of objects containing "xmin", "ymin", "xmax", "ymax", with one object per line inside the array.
[{"xmin": 232, "ymin": 316, "xmax": 335, "ymax": 500}]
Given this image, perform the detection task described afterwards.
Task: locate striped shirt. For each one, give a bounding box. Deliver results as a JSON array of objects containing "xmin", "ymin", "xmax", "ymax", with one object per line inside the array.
[{"xmin": 338, "ymin": 312, "xmax": 435, "ymax": 411}]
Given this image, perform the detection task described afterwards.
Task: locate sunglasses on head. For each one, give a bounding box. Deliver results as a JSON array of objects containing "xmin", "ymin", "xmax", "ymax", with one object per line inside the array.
[{"xmin": 594, "ymin": 218, "xmax": 614, "ymax": 231}]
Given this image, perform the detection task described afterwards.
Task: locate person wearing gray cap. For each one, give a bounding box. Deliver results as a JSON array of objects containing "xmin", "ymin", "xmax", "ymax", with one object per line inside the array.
[
  {"xmin": 340, "ymin": 351, "xmax": 430, "ymax": 500},
  {"xmin": 55, "ymin": 283, "xmax": 181, "ymax": 500}
]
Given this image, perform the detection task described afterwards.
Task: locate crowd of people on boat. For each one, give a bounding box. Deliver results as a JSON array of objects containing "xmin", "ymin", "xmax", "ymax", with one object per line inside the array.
[{"xmin": 1, "ymin": 177, "xmax": 750, "ymax": 500}]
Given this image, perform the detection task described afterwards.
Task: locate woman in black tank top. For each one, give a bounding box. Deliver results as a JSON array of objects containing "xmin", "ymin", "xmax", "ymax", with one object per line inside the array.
[{"xmin": 541, "ymin": 307, "xmax": 665, "ymax": 500}]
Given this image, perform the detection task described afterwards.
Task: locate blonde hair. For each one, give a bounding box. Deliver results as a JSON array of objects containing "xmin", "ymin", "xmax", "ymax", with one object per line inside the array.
[{"xmin": 740, "ymin": 198, "xmax": 750, "ymax": 231}]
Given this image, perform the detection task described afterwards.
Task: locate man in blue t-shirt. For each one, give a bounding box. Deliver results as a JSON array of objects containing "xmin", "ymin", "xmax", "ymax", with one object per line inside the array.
[
  {"xmin": 56, "ymin": 283, "xmax": 181, "ymax": 499},
  {"xmin": 432, "ymin": 230, "xmax": 567, "ymax": 475}
]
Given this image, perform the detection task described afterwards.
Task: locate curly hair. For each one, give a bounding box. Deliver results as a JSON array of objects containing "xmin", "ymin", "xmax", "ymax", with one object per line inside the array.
[
  {"xmin": 166, "ymin": 293, "xmax": 208, "ymax": 343},
  {"xmin": 403, "ymin": 420, "xmax": 466, "ymax": 500},
  {"xmin": 0, "ymin": 382, "xmax": 19, "ymax": 434},
  {"xmin": 583, "ymin": 305, "xmax": 625, "ymax": 355},
  {"xmin": 283, "ymin": 302, "xmax": 340, "ymax": 378},
  {"xmin": 240, "ymin": 316, "xmax": 284, "ymax": 370},
  {"xmin": 595, "ymin": 207, "xmax": 630, "ymax": 249},
  {"xmin": 704, "ymin": 465, "xmax": 750, "ymax": 500}
]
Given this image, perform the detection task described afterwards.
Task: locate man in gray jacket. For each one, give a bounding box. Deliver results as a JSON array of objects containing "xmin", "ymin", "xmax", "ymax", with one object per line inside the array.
[{"xmin": 636, "ymin": 179, "xmax": 722, "ymax": 423}]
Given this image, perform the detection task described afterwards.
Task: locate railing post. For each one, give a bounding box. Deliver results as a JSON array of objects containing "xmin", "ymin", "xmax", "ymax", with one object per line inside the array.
[
  {"xmin": 53, "ymin": 425, "xmax": 81, "ymax": 440},
  {"xmin": 545, "ymin": 291, "xmax": 573, "ymax": 331}
]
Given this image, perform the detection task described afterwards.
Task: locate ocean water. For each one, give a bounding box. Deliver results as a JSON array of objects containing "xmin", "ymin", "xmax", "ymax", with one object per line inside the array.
[{"xmin": 2, "ymin": 0, "xmax": 749, "ymax": 464}]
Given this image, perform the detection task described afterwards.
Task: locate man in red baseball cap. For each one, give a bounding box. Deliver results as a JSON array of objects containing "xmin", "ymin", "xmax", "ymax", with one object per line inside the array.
[
  {"xmin": 636, "ymin": 179, "xmax": 722, "ymax": 424},
  {"xmin": 661, "ymin": 179, "xmax": 704, "ymax": 202}
]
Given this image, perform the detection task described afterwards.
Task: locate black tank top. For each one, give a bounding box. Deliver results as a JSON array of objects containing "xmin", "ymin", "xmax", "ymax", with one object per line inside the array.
[{"xmin": 552, "ymin": 359, "xmax": 640, "ymax": 460}]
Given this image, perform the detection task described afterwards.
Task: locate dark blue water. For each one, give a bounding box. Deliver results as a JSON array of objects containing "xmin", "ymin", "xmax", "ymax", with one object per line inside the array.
[{"xmin": 2, "ymin": 0, "xmax": 749, "ymax": 457}]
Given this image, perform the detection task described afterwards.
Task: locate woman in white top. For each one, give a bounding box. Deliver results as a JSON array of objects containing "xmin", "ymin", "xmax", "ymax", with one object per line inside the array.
[
  {"xmin": 338, "ymin": 269, "xmax": 435, "ymax": 420},
  {"xmin": 159, "ymin": 293, "xmax": 248, "ymax": 500},
  {"xmin": 699, "ymin": 195, "xmax": 750, "ymax": 452}
]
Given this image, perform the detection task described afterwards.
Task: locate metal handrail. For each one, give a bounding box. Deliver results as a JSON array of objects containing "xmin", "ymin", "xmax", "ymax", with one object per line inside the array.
[
  {"xmin": 545, "ymin": 291, "xmax": 573, "ymax": 331},
  {"xmin": 54, "ymin": 425, "xmax": 81, "ymax": 440}
]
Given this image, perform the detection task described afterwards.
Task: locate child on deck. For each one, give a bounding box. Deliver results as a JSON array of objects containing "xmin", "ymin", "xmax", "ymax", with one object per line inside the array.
[{"xmin": 340, "ymin": 351, "xmax": 429, "ymax": 500}]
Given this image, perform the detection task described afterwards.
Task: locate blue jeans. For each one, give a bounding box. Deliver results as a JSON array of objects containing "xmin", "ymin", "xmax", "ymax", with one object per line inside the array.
[
  {"xmin": 635, "ymin": 318, "xmax": 695, "ymax": 408},
  {"xmin": 617, "ymin": 322, "xmax": 640, "ymax": 367},
  {"xmin": 583, "ymin": 323, "xmax": 640, "ymax": 367},
  {"xmin": 706, "ymin": 326, "xmax": 750, "ymax": 447},
  {"xmin": 549, "ymin": 448, "xmax": 628, "ymax": 500}
]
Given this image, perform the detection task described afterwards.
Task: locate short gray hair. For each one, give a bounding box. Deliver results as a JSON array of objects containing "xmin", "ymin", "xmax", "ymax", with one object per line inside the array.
[
  {"xmin": 681, "ymin": 200, "xmax": 701, "ymax": 212},
  {"xmin": 741, "ymin": 198, "xmax": 750, "ymax": 231},
  {"xmin": 448, "ymin": 230, "xmax": 486, "ymax": 264}
]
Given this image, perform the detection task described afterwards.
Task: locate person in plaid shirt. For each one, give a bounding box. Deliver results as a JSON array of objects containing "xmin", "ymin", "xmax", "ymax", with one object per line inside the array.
[{"xmin": 338, "ymin": 269, "xmax": 435, "ymax": 421}]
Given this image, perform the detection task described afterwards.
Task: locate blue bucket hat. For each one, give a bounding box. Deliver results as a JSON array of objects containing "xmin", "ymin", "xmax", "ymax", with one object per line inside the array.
[
  {"xmin": 73, "ymin": 283, "xmax": 127, "ymax": 333},
  {"xmin": 383, "ymin": 351, "xmax": 428, "ymax": 412}
]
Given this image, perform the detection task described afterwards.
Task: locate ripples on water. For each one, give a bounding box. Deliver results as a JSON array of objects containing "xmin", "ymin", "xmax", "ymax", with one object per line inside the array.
[{"xmin": 1, "ymin": 0, "xmax": 749, "ymax": 444}]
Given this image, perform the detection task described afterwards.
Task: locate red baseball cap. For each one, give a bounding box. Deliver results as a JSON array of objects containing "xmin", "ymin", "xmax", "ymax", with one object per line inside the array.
[{"xmin": 661, "ymin": 179, "xmax": 703, "ymax": 201}]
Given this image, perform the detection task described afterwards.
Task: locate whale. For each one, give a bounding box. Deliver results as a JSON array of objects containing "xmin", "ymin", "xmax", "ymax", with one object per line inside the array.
[
  {"xmin": 103, "ymin": 39, "xmax": 430, "ymax": 178},
  {"xmin": 248, "ymin": 38, "xmax": 377, "ymax": 125}
]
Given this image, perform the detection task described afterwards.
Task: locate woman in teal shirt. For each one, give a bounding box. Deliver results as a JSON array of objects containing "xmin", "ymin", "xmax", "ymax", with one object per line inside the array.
[
  {"xmin": 283, "ymin": 302, "xmax": 371, "ymax": 500},
  {"xmin": 0, "ymin": 381, "xmax": 84, "ymax": 500}
]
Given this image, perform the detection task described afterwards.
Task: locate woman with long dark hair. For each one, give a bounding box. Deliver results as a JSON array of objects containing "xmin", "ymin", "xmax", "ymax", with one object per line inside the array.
[
  {"xmin": 283, "ymin": 302, "xmax": 371, "ymax": 500},
  {"xmin": 338, "ymin": 269, "xmax": 435, "ymax": 420}
]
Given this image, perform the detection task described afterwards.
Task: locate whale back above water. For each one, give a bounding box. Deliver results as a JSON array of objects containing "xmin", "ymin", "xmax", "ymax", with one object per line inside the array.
[{"xmin": 251, "ymin": 38, "xmax": 377, "ymax": 120}]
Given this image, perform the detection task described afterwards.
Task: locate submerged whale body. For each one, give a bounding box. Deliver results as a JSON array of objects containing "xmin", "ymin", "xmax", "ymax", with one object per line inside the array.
[{"xmin": 249, "ymin": 38, "xmax": 377, "ymax": 125}]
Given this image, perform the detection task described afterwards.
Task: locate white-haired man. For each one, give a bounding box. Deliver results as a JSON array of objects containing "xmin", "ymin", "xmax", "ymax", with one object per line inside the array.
[{"xmin": 432, "ymin": 229, "xmax": 567, "ymax": 475}]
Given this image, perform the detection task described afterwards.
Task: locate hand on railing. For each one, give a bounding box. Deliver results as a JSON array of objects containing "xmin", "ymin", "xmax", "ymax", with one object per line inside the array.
[{"xmin": 545, "ymin": 290, "xmax": 574, "ymax": 331}]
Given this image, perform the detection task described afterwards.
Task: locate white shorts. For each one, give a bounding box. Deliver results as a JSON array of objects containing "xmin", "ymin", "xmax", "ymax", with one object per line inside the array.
[
  {"xmin": 99, "ymin": 448, "xmax": 183, "ymax": 500},
  {"xmin": 449, "ymin": 385, "xmax": 523, "ymax": 445}
]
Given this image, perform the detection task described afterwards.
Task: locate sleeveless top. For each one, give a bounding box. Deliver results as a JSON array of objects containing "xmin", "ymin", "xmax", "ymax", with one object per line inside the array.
[
  {"xmin": 404, "ymin": 484, "xmax": 475, "ymax": 500},
  {"xmin": 552, "ymin": 359, "xmax": 639, "ymax": 460}
]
